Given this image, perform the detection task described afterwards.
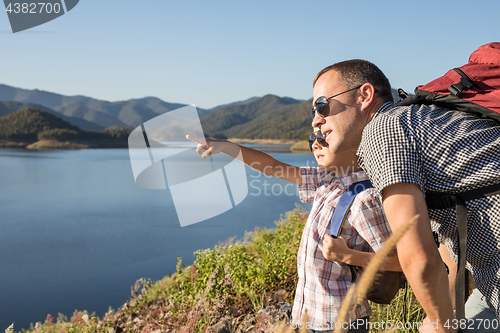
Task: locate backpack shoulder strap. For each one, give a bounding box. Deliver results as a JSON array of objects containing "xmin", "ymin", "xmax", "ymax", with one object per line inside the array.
[
  {"xmin": 329, "ymin": 179, "xmax": 373, "ymax": 239},
  {"xmin": 426, "ymin": 182, "xmax": 500, "ymax": 320}
]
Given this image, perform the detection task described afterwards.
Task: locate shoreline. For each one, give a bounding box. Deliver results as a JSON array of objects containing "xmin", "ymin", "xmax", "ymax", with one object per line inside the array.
[
  {"xmin": 228, "ymin": 138, "xmax": 311, "ymax": 153},
  {"xmin": 228, "ymin": 138, "xmax": 298, "ymax": 145},
  {"xmin": 0, "ymin": 138, "xmax": 311, "ymax": 152},
  {"xmin": 0, "ymin": 139, "xmax": 128, "ymax": 149}
]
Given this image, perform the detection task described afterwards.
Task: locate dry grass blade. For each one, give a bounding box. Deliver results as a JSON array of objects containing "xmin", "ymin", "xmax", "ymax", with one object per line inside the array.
[
  {"xmin": 275, "ymin": 309, "xmax": 310, "ymax": 333},
  {"xmin": 355, "ymin": 215, "xmax": 418, "ymax": 305},
  {"xmin": 299, "ymin": 310, "xmax": 308, "ymax": 333},
  {"xmin": 276, "ymin": 319, "xmax": 289, "ymax": 333}
]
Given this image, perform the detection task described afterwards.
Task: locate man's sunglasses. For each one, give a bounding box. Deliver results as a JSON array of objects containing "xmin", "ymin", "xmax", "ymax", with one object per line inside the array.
[
  {"xmin": 309, "ymin": 130, "xmax": 328, "ymax": 151},
  {"xmin": 312, "ymin": 85, "xmax": 362, "ymax": 119}
]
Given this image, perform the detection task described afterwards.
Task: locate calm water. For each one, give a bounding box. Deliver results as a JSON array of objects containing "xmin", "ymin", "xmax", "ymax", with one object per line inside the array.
[{"xmin": 0, "ymin": 147, "xmax": 315, "ymax": 330}]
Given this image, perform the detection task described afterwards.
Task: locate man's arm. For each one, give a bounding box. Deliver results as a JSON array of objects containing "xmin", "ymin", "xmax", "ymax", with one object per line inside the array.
[
  {"xmin": 186, "ymin": 135, "xmax": 302, "ymax": 185},
  {"xmin": 322, "ymin": 234, "xmax": 402, "ymax": 271},
  {"xmin": 382, "ymin": 182, "xmax": 456, "ymax": 333}
]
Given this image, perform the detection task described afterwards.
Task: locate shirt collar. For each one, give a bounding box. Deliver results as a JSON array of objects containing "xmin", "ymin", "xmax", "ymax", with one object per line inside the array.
[
  {"xmin": 356, "ymin": 101, "xmax": 394, "ymax": 165},
  {"xmin": 337, "ymin": 170, "xmax": 369, "ymax": 189},
  {"xmin": 373, "ymin": 101, "xmax": 394, "ymax": 119}
]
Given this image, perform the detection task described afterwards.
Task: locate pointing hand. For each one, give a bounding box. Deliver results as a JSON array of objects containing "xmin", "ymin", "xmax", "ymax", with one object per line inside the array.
[{"xmin": 186, "ymin": 135, "xmax": 223, "ymax": 158}]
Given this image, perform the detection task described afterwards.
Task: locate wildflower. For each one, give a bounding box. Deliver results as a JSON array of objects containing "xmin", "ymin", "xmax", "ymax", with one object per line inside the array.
[
  {"xmin": 46, "ymin": 314, "xmax": 54, "ymax": 325},
  {"xmin": 205, "ymin": 266, "xmax": 219, "ymax": 292},
  {"xmin": 72, "ymin": 311, "xmax": 83, "ymax": 323},
  {"xmin": 190, "ymin": 264, "xmax": 198, "ymax": 284}
]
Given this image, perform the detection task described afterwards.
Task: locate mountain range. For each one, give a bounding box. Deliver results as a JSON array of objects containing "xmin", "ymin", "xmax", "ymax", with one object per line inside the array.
[{"xmin": 0, "ymin": 83, "xmax": 402, "ymax": 141}]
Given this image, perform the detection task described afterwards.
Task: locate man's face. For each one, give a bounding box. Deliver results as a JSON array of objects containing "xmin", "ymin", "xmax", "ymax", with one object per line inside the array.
[{"xmin": 312, "ymin": 70, "xmax": 365, "ymax": 155}]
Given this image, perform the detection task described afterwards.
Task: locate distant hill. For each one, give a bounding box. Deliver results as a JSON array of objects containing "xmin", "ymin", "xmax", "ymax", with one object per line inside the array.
[
  {"xmin": 0, "ymin": 108, "xmax": 131, "ymax": 149},
  {"xmin": 0, "ymin": 101, "xmax": 104, "ymax": 131},
  {"xmin": 206, "ymin": 96, "xmax": 261, "ymax": 113},
  {"xmin": 222, "ymin": 98, "xmax": 312, "ymax": 140},
  {"xmin": 0, "ymin": 108, "xmax": 80, "ymax": 141},
  {"xmin": 128, "ymin": 97, "xmax": 199, "ymax": 115},
  {"xmin": 50, "ymin": 105, "xmax": 119, "ymax": 129},
  {"xmin": 200, "ymin": 95, "xmax": 303, "ymax": 138}
]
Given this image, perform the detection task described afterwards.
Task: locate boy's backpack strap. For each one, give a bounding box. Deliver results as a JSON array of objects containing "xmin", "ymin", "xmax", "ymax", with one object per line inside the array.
[
  {"xmin": 426, "ymin": 182, "xmax": 500, "ymax": 320},
  {"xmin": 330, "ymin": 179, "xmax": 406, "ymax": 305},
  {"xmin": 330, "ymin": 179, "xmax": 373, "ymax": 284},
  {"xmin": 329, "ymin": 179, "xmax": 373, "ymax": 239}
]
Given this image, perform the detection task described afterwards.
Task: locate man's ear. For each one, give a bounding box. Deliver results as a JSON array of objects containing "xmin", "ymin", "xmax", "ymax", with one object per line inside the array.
[{"xmin": 358, "ymin": 83, "xmax": 376, "ymax": 111}]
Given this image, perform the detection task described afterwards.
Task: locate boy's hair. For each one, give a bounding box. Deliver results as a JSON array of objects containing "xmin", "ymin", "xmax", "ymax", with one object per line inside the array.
[{"xmin": 314, "ymin": 59, "xmax": 394, "ymax": 103}]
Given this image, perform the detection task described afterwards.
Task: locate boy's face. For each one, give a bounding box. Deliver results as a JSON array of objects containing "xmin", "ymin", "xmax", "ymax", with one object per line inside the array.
[
  {"xmin": 312, "ymin": 128, "xmax": 359, "ymax": 175},
  {"xmin": 311, "ymin": 130, "xmax": 334, "ymax": 168}
]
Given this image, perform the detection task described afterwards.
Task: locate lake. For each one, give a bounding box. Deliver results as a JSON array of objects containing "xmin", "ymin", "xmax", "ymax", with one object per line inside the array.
[{"xmin": 0, "ymin": 147, "xmax": 315, "ymax": 330}]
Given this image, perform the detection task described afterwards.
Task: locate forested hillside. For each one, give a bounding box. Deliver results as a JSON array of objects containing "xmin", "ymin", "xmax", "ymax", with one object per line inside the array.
[{"xmin": 0, "ymin": 108, "xmax": 131, "ymax": 148}]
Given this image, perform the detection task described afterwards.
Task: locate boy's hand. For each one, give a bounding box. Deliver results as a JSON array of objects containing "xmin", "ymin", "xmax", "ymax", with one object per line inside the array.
[
  {"xmin": 322, "ymin": 234, "xmax": 351, "ymax": 262},
  {"xmin": 186, "ymin": 135, "xmax": 224, "ymax": 158}
]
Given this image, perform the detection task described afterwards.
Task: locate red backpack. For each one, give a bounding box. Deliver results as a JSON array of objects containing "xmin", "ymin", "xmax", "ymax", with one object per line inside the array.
[
  {"xmin": 397, "ymin": 42, "xmax": 500, "ymax": 320},
  {"xmin": 399, "ymin": 42, "xmax": 500, "ymax": 122}
]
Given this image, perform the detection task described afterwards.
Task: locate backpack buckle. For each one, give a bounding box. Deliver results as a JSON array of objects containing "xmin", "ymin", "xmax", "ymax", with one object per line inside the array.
[
  {"xmin": 441, "ymin": 195, "xmax": 456, "ymax": 209},
  {"xmin": 448, "ymin": 68, "xmax": 477, "ymax": 97}
]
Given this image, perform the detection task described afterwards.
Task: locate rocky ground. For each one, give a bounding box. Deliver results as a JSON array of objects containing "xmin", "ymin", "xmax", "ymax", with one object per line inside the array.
[{"xmin": 109, "ymin": 289, "xmax": 294, "ymax": 333}]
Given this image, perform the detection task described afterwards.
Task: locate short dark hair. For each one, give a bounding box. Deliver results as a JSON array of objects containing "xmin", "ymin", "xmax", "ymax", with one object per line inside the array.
[{"xmin": 314, "ymin": 59, "xmax": 394, "ymax": 103}]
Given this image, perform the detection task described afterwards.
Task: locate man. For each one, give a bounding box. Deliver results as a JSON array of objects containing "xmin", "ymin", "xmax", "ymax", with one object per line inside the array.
[{"xmin": 312, "ymin": 60, "xmax": 500, "ymax": 333}]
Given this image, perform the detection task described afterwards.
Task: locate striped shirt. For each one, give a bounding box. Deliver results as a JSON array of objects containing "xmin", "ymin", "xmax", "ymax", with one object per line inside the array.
[
  {"xmin": 358, "ymin": 102, "xmax": 500, "ymax": 318},
  {"xmin": 291, "ymin": 168, "xmax": 392, "ymax": 329}
]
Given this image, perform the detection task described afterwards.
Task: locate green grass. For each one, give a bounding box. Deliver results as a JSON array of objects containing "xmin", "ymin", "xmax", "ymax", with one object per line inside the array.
[
  {"xmin": 12, "ymin": 207, "xmax": 425, "ymax": 333},
  {"xmin": 289, "ymin": 140, "xmax": 310, "ymax": 152}
]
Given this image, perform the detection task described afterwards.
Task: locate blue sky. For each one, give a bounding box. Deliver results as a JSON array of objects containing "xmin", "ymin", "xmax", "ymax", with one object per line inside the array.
[{"xmin": 1, "ymin": 0, "xmax": 499, "ymax": 109}]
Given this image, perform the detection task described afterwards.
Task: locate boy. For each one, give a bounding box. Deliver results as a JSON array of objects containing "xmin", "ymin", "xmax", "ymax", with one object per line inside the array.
[{"xmin": 187, "ymin": 132, "xmax": 400, "ymax": 333}]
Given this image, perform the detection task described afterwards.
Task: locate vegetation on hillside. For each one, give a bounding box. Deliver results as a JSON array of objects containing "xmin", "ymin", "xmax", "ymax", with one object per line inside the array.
[
  {"xmin": 37, "ymin": 127, "xmax": 131, "ymax": 142},
  {"xmin": 221, "ymin": 100, "xmax": 312, "ymax": 140},
  {"xmin": 13, "ymin": 208, "xmax": 425, "ymax": 333},
  {"xmin": 0, "ymin": 108, "xmax": 80, "ymax": 141},
  {"xmin": 290, "ymin": 141, "xmax": 310, "ymax": 152},
  {"xmin": 201, "ymin": 95, "xmax": 308, "ymax": 140},
  {"xmin": 0, "ymin": 101, "xmax": 104, "ymax": 131},
  {"xmin": 0, "ymin": 108, "xmax": 131, "ymax": 148}
]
